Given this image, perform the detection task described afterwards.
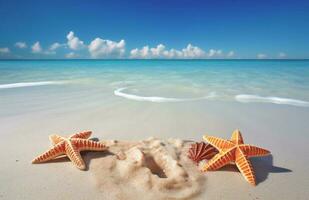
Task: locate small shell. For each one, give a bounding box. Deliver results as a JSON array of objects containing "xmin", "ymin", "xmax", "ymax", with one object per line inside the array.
[{"xmin": 188, "ymin": 142, "xmax": 218, "ymax": 164}]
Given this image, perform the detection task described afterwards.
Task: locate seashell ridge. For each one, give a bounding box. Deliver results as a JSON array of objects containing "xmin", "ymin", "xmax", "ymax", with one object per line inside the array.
[{"xmin": 188, "ymin": 142, "xmax": 218, "ymax": 164}]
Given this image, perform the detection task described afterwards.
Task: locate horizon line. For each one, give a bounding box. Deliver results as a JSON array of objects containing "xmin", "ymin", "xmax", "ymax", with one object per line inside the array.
[{"xmin": 1, "ymin": 58, "xmax": 309, "ymax": 61}]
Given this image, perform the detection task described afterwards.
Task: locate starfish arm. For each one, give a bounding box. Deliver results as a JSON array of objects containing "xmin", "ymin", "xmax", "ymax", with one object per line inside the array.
[
  {"xmin": 32, "ymin": 142, "xmax": 65, "ymax": 164},
  {"xmin": 49, "ymin": 134, "xmax": 65, "ymax": 145},
  {"xmin": 235, "ymin": 148, "xmax": 256, "ymax": 186},
  {"xmin": 240, "ymin": 145, "xmax": 270, "ymax": 158},
  {"xmin": 65, "ymin": 142, "xmax": 86, "ymax": 170},
  {"xmin": 230, "ymin": 129, "xmax": 244, "ymax": 145},
  {"xmin": 203, "ymin": 135, "xmax": 234, "ymax": 150},
  {"xmin": 202, "ymin": 148, "xmax": 235, "ymax": 171},
  {"xmin": 72, "ymin": 139, "xmax": 108, "ymax": 151},
  {"xmin": 69, "ymin": 131, "xmax": 92, "ymax": 139}
]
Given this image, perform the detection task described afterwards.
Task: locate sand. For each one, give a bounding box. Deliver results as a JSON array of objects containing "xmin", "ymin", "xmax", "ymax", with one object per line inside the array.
[
  {"xmin": 91, "ymin": 138, "xmax": 204, "ymax": 200},
  {"xmin": 0, "ymin": 97, "xmax": 309, "ymax": 199}
]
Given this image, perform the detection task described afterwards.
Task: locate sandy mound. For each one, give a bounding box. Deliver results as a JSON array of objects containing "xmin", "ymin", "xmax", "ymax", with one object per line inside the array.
[{"xmin": 89, "ymin": 138, "xmax": 206, "ymax": 200}]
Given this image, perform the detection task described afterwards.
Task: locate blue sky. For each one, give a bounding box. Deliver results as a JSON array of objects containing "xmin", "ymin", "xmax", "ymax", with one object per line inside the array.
[{"xmin": 0, "ymin": 0, "xmax": 308, "ymax": 59}]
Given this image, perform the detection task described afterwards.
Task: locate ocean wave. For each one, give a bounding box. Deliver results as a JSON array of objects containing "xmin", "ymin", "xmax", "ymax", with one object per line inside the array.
[
  {"xmin": 235, "ymin": 94, "xmax": 309, "ymax": 107},
  {"xmin": 0, "ymin": 81, "xmax": 63, "ymax": 89},
  {"xmin": 114, "ymin": 88, "xmax": 216, "ymax": 103}
]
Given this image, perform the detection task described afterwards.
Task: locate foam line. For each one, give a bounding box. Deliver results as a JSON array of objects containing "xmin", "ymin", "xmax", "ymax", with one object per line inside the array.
[
  {"xmin": 235, "ymin": 94, "xmax": 309, "ymax": 107},
  {"xmin": 0, "ymin": 81, "xmax": 63, "ymax": 89},
  {"xmin": 114, "ymin": 88, "xmax": 216, "ymax": 103}
]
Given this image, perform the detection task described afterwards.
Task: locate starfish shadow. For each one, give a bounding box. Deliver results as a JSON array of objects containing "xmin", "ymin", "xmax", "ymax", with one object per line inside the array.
[
  {"xmin": 80, "ymin": 137, "xmax": 115, "ymax": 171},
  {"xmin": 81, "ymin": 150, "xmax": 114, "ymax": 171},
  {"xmin": 216, "ymin": 155, "xmax": 292, "ymax": 185},
  {"xmin": 250, "ymin": 155, "xmax": 292, "ymax": 185},
  {"xmin": 90, "ymin": 137, "xmax": 99, "ymax": 142}
]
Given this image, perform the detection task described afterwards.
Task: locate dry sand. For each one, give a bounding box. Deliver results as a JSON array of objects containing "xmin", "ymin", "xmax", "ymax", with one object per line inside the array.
[
  {"xmin": 1, "ymin": 100, "xmax": 309, "ymax": 199},
  {"xmin": 90, "ymin": 138, "xmax": 204, "ymax": 200}
]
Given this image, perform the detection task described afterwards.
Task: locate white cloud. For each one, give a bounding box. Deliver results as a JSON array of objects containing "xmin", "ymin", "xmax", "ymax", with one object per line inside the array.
[
  {"xmin": 207, "ymin": 49, "xmax": 223, "ymax": 57},
  {"xmin": 15, "ymin": 42, "xmax": 27, "ymax": 49},
  {"xmin": 278, "ymin": 52, "xmax": 287, "ymax": 58},
  {"xmin": 31, "ymin": 42, "xmax": 42, "ymax": 53},
  {"xmin": 150, "ymin": 44, "xmax": 166, "ymax": 57},
  {"xmin": 130, "ymin": 44, "xmax": 173, "ymax": 59},
  {"xmin": 31, "ymin": 42, "xmax": 57, "ymax": 55},
  {"xmin": 227, "ymin": 51, "xmax": 235, "ymax": 58},
  {"xmin": 130, "ymin": 45, "xmax": 163, "ymax": 59},
  {"xmin": 130, "ymin": 46, "xmax": 150, "ymax": 58},
  {"xmin": 257, "ymin": 53, "xmax": 267, "ymax": 59},
  {"xmin": 130, "ymin": 44, "xmax": 207, "ymax": 59},
  {"xmin": 66, "ymin": 31, "xmax": 85, "ymax": 50},
  {"xmin": 49, "ymin": 42, "xmax": 63, "ymax": 51},
  {"xmin": 65, "ymin": 52, "xmax": 78, "ymax": 58},
  {"xmin": 182, "ymin": 44, "xmax": 206, "ymax": 58},
  {"xmin": 88, "ymin": 38, "xmax": 125, "ymax": 58},
  {"xmin": 0, "ymin": 47, "xmax": 10, "ymax": 53}
]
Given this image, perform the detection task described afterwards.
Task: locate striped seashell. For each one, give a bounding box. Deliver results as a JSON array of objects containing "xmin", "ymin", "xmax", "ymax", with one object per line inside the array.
[{"xmin": 188, "ymin": 142, "xmax": 218, "ymax": 164}]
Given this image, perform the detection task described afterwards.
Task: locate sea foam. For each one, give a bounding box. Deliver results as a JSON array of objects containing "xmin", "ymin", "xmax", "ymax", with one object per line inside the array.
[
  {"xmin": 0, "ymin": 81, "xmax": 63, "ymax": 89},
  {"xmin": 114, "ymin": 88, "xmax": 216, "ymax": 103},
  {"xmin": 235, "ymin": 94, "xmax": 309, "ymax": 107}
]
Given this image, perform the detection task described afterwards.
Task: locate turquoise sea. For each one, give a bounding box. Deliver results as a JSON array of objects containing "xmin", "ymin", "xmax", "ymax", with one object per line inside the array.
[{"xmin": 0, "ymin": 60, "xmax": 309, "ymax": 108}]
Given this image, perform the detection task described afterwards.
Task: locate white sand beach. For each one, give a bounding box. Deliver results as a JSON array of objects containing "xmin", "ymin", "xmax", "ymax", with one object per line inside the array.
[{"xmin": 1, "ymin": 95, "xmax": 308, "ymax": 199}]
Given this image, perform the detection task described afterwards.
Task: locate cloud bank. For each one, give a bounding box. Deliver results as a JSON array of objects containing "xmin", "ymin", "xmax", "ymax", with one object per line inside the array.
[
  {"xmin": 88, "ymin": 38, "xmax": 125, "ymax": 58},
  {"xmin": 1, "ymin": 30, "xmax": 292, "ymax": 59},
  {"xmin": 130, "ymin": 44, "xmax": 230, "ymax": 59}
]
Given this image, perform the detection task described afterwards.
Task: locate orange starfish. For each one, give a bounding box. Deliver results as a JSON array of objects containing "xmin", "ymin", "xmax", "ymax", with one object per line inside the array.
[
  {"xmin": 32, "ymin": 131, "xmax": 108, "ymax": 170},
  {"xmin": 202, "ymin": 129, "xmax": 270, "ymax": 185}
]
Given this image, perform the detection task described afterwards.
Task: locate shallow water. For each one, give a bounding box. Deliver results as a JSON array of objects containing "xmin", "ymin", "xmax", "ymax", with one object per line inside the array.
[{"xmin": 1, "ymin": 60, "xmax": 309, "ymax": 108}]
